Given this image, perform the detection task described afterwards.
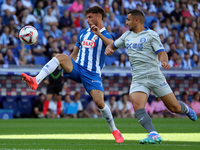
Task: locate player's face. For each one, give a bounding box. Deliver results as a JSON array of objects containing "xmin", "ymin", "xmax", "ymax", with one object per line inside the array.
[
  {"xmin": 86, "ymin": 13, "xmax": 98, "ymax": 27},
  {"xmin": 126, "ymin": 14, "xmax": 137, "ymax": 32}
]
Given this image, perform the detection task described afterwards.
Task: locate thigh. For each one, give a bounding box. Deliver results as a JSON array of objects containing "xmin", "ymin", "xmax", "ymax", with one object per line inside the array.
[
  {"xmin": 130, "ymin": 92, "xmax": 149, "ymax": 111},
  {"xmin": 62, "ymin": 57, "xmax": 81, "ymax": 83},
  {"xmin": 56, "ymin": 54, "xmax": 73, "ymax": 74},
  {"xmin": 54, "ymin": 84, "xmax": 63, "ymax": 95}
]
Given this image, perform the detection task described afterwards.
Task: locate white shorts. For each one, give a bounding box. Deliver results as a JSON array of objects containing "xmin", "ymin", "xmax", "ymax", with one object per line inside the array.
[{"xmin": 129, "ymin": 74, "xmax": 172, "ymax": 97}]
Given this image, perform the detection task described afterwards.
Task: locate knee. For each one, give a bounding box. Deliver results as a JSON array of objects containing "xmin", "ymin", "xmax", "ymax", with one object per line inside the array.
[
  {"xmin": 55, "ymin": 54, "xmax": 69, "ymax": 64},
  {"xmin": 94, "ymin": 99, "xmax": 105, "ymax": 109}
]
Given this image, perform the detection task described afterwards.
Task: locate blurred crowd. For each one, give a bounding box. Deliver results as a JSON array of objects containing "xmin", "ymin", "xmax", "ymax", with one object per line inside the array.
[
  {"xmin": 0, "ymin": 0, "xmax": 200, "ymax": 69},
  {"xmin": 33, "ymin": 91, "xmax": 200, "ymax": 118}
]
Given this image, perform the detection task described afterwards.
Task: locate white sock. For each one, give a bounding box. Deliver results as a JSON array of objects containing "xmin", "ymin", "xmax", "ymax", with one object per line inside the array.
[
  {"xmin": 99, "ymin": 103, "xmax": 117, "ymax": 132},
  {"xmin": 149, "ymin": 131, "xmax": 158, "ymax": 135},
  {"xmin": 36, "ymin": 57, "xmax": 60, "ymax": 84}
]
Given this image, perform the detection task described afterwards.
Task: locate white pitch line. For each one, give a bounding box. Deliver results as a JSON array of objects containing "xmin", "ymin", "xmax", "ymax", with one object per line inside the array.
[{"xmin": 0, "ymin": 133, "xmax": 199, "ymax": 142}]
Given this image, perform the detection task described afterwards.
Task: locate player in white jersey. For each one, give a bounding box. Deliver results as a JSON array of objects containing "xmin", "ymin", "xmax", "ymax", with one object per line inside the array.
[
  {"xmin": 21, "ymin": 6, "xmax": 124, "ymax": 143},
  {"xmin": 105, "ymin": 9, "xmax": 197, "ymax": 144}
]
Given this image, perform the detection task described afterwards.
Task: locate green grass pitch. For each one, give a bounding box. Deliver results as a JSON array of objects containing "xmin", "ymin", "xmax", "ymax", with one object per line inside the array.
[{"xmin": 0, "ymin": 118, "xmax": 199, "ymax": 150}]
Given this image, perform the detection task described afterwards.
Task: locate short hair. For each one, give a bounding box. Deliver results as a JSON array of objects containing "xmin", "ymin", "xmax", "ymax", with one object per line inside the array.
[
  {"xmin": 127, "ymin": 9, "xmax": 145, "ymax": 24},
  {"xmin": 85, "ymin": 6, "xmax": 106, "ymax": 20},
  {"xmin": 182, "ymin": 92, "xmax": 188, "ymax": 97}
]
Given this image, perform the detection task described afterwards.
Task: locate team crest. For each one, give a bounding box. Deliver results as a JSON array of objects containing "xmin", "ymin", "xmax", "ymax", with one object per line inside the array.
[
  {"xmin": 140, "ymin": 37, "xmax": 146, "ymax": 43},
  {"xmin": 94, "ymin": 35, "xmax": 98, "ymax": 40}
]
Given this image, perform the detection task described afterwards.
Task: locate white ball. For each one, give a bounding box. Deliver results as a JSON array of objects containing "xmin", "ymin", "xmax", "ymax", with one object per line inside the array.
[{"xmin": 19, "ymin": 26, "xmax": 38, "ymax": 45}]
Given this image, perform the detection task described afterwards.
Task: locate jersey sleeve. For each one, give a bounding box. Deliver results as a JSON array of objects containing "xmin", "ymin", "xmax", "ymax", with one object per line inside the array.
[
  {"xmin": 113, "ymin": 32, "xmax": 127, "ymax": 49},
  {"xmin": 150, "ymin": 31, "xmax": 165, "ymax": 54},
  {"xmin": 75, "ymin": 29, "xmax": 86, "ymax": 48}
]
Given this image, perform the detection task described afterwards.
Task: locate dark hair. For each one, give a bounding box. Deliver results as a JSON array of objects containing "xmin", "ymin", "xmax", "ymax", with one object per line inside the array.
[
  {"xmin": 85, "ymin": 6, "xmax": 106, "ymax": 20},
  {"xmin": 127, "ymin": 9, "xmax": 145, "ymax": 24},
  {"xmin": 182, "ymin": 92, "xmax": 188, "ymax": 97},
  {"xmin": 38, "ymin": 93, "xmax": 45, "ymax": 97}
]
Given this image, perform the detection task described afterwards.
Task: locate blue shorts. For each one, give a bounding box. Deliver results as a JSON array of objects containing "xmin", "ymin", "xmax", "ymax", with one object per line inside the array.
[{"xmin": 62, "ymin": 57, "xmax": 104, "ymax": 94}]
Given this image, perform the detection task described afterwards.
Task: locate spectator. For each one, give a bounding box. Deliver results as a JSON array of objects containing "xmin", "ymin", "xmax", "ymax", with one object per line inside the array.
[
  {"xmin": 192, "ymin": 3, "xmax": 200, "ymax": 18},
  {"xmin": 170, "ymin": 2, "xmax": 183, "ymax": 25},
  {"xmin": 181, "ymin": 92, "xmax": 191, "ymax": 108},
  {"xmin": 48, "ymin": 98, "xmax": 59, "ymax": 118},
  {"xmin": 33, "ymin": 93, "xmax": 46, "ymax": 118},
  {"xmin": 62, "ymin": 94, "xmax": 78, "ymax": 118},
  {"xmin": 187, "ymin": 0, "xmax": 194, "ymax": 17},
  {"xmin": 68, "ymin": 0, "xmax": 84, "ymax": 15},
  {"xmin": 49, "ymin": 25, "xmax": 62, "ymax": 42},
  {"xmin": 33, "ymin": 0, "xmax": 45, "ymax": 21},
  {"xmin": 151, "ymin": 97, "xmax": 166, "ymax": 118},
  {"xmin": 185, "ymin": 25, "xmax": 196, "ymax": 44},
  {"xmin": 181, "ymin": 3, "xmax": 195, "ymax": 24},
  {"xmin": 59, "ymin": 10, "xmax": 73, "ymax": 29},
  {"xmin": 181, "ymin": 17, "xmax": 190, "ymax": 32},
  {"xmin": 21, "ymin": 9, "xmax": 39, "ymax": 26},
  {"xmin": 73, "ymin": 92, "xmax": 91, "ymax": 118},
  {"xmin": 140, "ymin": 0, "xmax": 148, "ymax": 14},
  {"xmin": 21, "ymin": 0, "xmax": 33, "ymax": 13},
  {"xmin": 31, "ymin": 40, "xmax": 46, "ymax": 56},
  {"xmin": 102, "ymin": 0, "xmax": 111, "ymax": 16},
  {"xmin": 191, "ymin": 54, "xmax": 200, "ymax": 67},
  {"xmin": 194, "ymin": 42, "xmax": 200, "ymax": 58},
  {"xmin": 85, "ymin": 100, "xmax": 101, "ymax": 118},
  {"xmin": 4, "ymin": 48, "xmax": 19, "ymax": 66},
  {"xmin": 0, "ymin": 52, "xmax": 5, "ymax": 65},
  {"xmin": 43, "ymin": 7, "xmax": 58, "ymax": 30},
  {"xmin": 44, "ymin": 35, "xmax": 54, "ymax": 58},
  {"xmin": 59, "ymin": 39, "xmax": 68, "ymax": 55},
  {"xmin": 181, "ymin": 52, "xmax": 196, "ymax": 69},
  {"xmin": 157, "ymin": 20, "xmax": 169, "ymax": 39},
  {"xmin": 114, "ymin": 53, "xmax": 130, "ymax": 68},
  {"xmin": 191, "ymin": 92, "xmax": 200, "ymax": 117},
  {"xmin": 124, "ymin": 0, "xmax": 136, "ymax": 15},
  {"xmin": 42, "ymin": 30, "xmax": 50, "ymax": 46},
  {"xmin": 106, "ymin": 24, "xmax": 117, "ymax": 39},
  {"xmin": 111, "ymin": 0, "xmax": 124, "ymax": 16},
  {"xmin": 105, "ymin": 95, "xmax": 120, "ymax": 118},
  {"xmin": 117, "ymin": 93, "xmax": 133, "ymax": 118},
  {"xmin": 184, "ymin": 42, "xmax": 195, "ymax": 57},
  {"xmin": 163, "ymin": 0, "xmax": 175, "ymax": 18},
  {"xmin": 177, "ymin": 30, "xmax": 187, "ymax": 51},
  {"xmin": 168, "ymin": 51, "xmax": 179, "ymax": 68},
  {"xmin": 1, "ymin": 0, "xmax": 16, "ymax": 16},
  {"xmin": 51, "ymin": 0, "xmax": 60, "ymax": 19},
  {"xmin": 107, "ymin": 12, "xmax": 121, "ymax": 35},
  {"xmin": 173, "ymin": 55, "xmax": 182, "ymax": 68},
  {"xmin": 15, "ymin": 0, "xmax": 25, "ymax": 24},
  {"xmin": 2, "ymin": 9, "xmax": 14, "ymax": 26},
  {"xmin": 147, "ymin": 0, "xmax": 157, "ymax": 16},
  {"xmin": 164, "ymin": 36, "xmax": 174, "ymax": 53},
  {"xmin": 19, "ymin": 42, "xmax": 34, "ymax": 65},
  {"xmin": 8, "ymin": 17, "xmax": 18, "ymax": 33},
  {"xmin": 61, "ymin": 27, "xmax": 71, "ymax": 45},
  {"xmin": 0, "ymin": 25, "xmax": 10, "ymax": 54}
]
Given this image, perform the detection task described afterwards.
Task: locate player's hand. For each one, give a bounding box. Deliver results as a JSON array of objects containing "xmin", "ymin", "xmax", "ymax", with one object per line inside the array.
[
  {"xmin": 162, "ymin": 62, "xmax": 170, "ymax": 69},
  {"xmin": 105, "ymin": 47, "xmax": 114, "ymax": 55},
  {"xmin": 91, "ymin": 25, "xmax": 100, "ymax": 36}
]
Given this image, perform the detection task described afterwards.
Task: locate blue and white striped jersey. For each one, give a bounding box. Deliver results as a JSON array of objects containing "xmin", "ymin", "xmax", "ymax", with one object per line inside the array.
[{"xmin": 75, "ymin": 27, "xmax": 113, "ymax": 75}]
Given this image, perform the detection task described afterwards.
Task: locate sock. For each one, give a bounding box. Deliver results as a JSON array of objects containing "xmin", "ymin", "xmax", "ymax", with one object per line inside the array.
[
  {"xmin": 178, "ymin": 101, "xmax": 189, "ymax": 114},
  {"xmin": 43, "ymin": 100, "xmax": 50, "ymax": 116},
  {"xmin": 135, "ymin": 108, "xmax": 157, "ymax": 133},
  {"xmin": 57, "ymin": 101, "xmax": 62, "ymax": 116},
  {"xmin": 99, "ymin": 103, "xmax": 117, "ymax": 132},
  {"xmin": 36, "ymin": 57, "xmax": 60, "ymax": 84}
]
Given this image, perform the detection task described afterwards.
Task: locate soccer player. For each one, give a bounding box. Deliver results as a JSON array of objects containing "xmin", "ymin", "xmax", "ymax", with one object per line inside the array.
[
  {"xmin": 21, "ymin": 6, "xmax": 124, "ymax": 143},
  {"xmin": 105, "ymin": 9, "xmax": 197, "ymax": 144}
]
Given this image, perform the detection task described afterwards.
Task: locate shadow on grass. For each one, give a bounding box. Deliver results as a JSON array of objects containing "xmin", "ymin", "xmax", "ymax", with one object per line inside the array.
[{"xmin": 0, "ymin": 139, "xmax": 199, "ymax": 150}]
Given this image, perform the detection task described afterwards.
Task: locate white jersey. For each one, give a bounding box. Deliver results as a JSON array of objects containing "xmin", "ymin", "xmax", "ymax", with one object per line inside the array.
[{"xmin": 113, "ymin": 28, "xmax": 165, "ymax": 79}]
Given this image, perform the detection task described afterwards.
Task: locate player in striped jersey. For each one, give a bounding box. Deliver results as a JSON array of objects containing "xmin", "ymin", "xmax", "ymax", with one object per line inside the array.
[
  {"xmin": 21, "ymin": 6, "xmax": 124, "ymax": 143},
  {"xmin": 105, "ymin": 9, "xmax": 197, "ymax": 144}
]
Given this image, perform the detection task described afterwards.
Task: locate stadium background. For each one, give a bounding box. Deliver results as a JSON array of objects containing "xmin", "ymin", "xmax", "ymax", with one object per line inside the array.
[{"xmin": 0, "ymin": 0, "xmax": 200, "ymax": 118}]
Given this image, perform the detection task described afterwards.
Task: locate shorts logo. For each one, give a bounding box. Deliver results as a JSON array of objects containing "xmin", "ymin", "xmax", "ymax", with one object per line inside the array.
[
  {"xmin": 160, "ymin": 82, "xmax": 167, "ymax": 86},
  {"xmin": 140, "ymin": 37, "xmax": 146, "ymax": 43},
  {"xmin": 92, "ymin": 80, "xmax": 102, "ymax": 87},
  {"xmin": 82, "ymin": 40, "xmax": 95, "ymax": 48}
]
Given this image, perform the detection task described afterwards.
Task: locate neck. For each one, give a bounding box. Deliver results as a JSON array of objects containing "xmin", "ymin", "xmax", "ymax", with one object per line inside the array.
[{"xmin": 134, "ymin": 25, "xmax": 145, "ymax": 34}]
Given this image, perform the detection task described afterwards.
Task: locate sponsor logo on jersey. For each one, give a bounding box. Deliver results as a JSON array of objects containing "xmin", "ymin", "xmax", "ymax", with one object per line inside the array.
[
  {"xmin": 140, "ymin": 37, "xmax": 146, "ymax": 43},
  {"xmin": 126, "ymin": 43, "xmax": 143, "ymax": 51},
  {"xmin": 160, "ymin": 82, "xmax": 167, "ymax": 86},
  {"xmin": 82, "ymin": 40, "xmax": 95, "ymax": 48}
]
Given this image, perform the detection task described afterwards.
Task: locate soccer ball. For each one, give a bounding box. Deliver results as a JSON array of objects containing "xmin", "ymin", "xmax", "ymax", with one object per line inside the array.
[{"xmin": 19, "ymin": 26, "xmax": 38, "ymax": 45}]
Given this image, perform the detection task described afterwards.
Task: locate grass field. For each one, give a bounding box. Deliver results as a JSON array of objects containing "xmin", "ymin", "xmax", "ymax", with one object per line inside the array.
[{"xmin": 0, "ymin": 118, "xmax": 199, "ymax": 150}]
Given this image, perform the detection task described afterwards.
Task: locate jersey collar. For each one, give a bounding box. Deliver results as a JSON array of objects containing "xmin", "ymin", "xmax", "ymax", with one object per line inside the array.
[{"xmin": 87, "ymin": 27, "xmax": 106, "ymax": 32}]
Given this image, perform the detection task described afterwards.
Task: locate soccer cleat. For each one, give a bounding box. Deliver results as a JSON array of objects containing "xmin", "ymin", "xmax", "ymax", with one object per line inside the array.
[
  {"xmin": 139, "ymin": 133, "xmax": 163, "ymax": 144},
  {"xmin": 112, "ymin": 129, "xmax": 124, "ymax": 143},
  {"xmin": 21, "ymin": 73, "xmax": 38, "ymax": 90},
  {"xmin": 186, "ymin": 108, "xmax": 197, "ymax": 121}
]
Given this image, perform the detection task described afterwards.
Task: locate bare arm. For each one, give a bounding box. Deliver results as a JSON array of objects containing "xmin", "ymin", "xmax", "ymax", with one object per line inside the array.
[
  {"xmin": 158, "ymin": 51, "xmax": 170, "ymax": 69},
  {"xmin": 105, "ymin": 43, "xmax": 118, "ymax": 55},
  {"xmin": 70, "ymin": 46, "xmax": 79, "ymax": 61}
]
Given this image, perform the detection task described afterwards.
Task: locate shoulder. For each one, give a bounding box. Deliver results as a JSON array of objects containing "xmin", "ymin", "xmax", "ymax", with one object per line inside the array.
[
  {"xmin": 146, "ymin": 29, "xmax": 159, "ymax": 38},
  {"xmin": 78, "ymin": 28, "xmax": 88, "ymax": 36}
]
